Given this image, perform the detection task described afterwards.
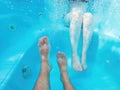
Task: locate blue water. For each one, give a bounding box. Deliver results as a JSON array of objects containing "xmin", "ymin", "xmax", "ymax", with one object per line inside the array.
[{"xmin": 0, "ymin": 0, "xmax": 120, "ymax": 90}]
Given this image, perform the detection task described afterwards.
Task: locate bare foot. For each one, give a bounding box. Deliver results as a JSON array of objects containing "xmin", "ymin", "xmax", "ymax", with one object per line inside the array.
[
  {"xmin": 35, "ymin": 36, "xmax": 50, "ymax": 90},
  {"xmin": 82, "ymin": 63, "xmax": 87, "ymax": 70},
  {"xmin": 81, "ymin": 54, "xmax": 87, "ymax": 70},
  {"xmin": 57, "ymin": 52, "xmax": 74, "ymax": 90},
  {"xmin": 38, "ymin": 36, "xmax": 51, "ymax": 71},
  {"xmin": 38, "ymin": 36, "xmax": 49, "ymax": 58},
  {"xmin": 57, "ymin": 52, "xmax": 67, "ymax": 72},
  {"xmin": 72, "ymin": 54, "xmax": 83, "ymax": 71}
]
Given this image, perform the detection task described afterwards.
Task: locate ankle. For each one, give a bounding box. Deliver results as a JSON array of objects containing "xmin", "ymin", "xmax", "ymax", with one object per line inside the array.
[
  {"xmin": 41, "ymin": 55, "xmax": 48, "ymax": 60},
  {"xmin": 61, "ymin": 71, "xmax": 68, "ymax": 79},
  {"xmin": 82, "ymin": 61, "xmax": 86, "ymax": 65},
  {"xmin": 73, "ymin": 51, "xmax": 77, "ymax": 55},
  {"xmin": 60, "ymin": 66, "xmax": 66, "ymax": 73}
]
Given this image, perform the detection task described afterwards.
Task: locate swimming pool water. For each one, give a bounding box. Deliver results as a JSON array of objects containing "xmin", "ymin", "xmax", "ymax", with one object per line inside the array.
[{"xmin": 0, "ymin": 0, "xmax": 120, "ymax": 90}]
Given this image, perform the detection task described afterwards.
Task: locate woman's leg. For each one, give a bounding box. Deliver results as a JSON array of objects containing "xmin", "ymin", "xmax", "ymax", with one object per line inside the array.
[
  {"xmin": 57, "ymin": 52, "xmax": 74, "ymax": 90},
  {"xmin": 34, "ymin": 36, "xmax": 50, "ymax": 90},
  {"xmin": 70, "ymin": 9, "xmax": 83, "ymax": 71},
  {"xmin": 81, "ymin": 12, "xmax": 93, "ymax": 70}
]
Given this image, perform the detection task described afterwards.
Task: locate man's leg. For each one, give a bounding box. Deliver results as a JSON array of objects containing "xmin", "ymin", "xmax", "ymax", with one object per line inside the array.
[
  {"xmin": 81, "ymin": 12, "xmax": 93, "ymax": 70},
  {"xmin": 57, "ymin": 52, "xmax": 74, "ymax": 90},
  {"xmin": 70, "ymin": 8, "xmax": 83, "ymax": 71},
  {"xmin": 34, "ymin": 36, "xmax": 50, "ymax": 90}
]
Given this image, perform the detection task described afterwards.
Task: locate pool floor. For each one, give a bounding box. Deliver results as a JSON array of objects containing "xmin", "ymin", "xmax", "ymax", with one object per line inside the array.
[{"xmin": 48, "ymin": 56, "xmax": 119, "ymax": 90}]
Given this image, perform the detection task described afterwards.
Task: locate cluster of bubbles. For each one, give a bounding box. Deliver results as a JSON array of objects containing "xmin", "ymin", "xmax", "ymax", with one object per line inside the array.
[
  {"xmin": 43, "ymin": 0, "xmax": 69, "ymax": 22},
  {"xmin": 93, "ymin": 0, "xmax": 120, "ymax": 33}
]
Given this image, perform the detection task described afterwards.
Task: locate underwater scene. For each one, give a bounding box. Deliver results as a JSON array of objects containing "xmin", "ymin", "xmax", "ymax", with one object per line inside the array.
[{"xmin": 0, "ymin": 0, "xmax": 120, "ymax": 90}]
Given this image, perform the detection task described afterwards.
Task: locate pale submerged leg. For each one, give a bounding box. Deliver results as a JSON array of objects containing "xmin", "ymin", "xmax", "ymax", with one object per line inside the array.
[
  {"xmin": 70, "ymin": 8, "xmax": 83, "ymax": 71},
  {"xmin": 81, "ymin": 13, "xmax": 93, "ymax": 70}
]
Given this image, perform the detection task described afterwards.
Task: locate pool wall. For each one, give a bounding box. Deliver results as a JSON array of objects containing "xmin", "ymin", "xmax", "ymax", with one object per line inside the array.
[{"xmin": 0, "ymin": 0, "xmax": 120, "ymax": 90}]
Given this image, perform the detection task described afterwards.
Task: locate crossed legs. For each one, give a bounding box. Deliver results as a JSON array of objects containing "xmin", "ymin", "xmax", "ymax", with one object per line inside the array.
[{"xmin": 34, "ymin": 37, "xmax": 74, "ymax": 90}]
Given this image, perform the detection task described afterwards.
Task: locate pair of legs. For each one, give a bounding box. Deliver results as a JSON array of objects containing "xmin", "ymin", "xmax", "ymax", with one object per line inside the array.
[
  {"xmin": 66, "ymin": 7, "xmax": 93, "ymax": 71},
  {"xmin": 34, "ymin": 37, "xmax": 74, "ymax": 90}
]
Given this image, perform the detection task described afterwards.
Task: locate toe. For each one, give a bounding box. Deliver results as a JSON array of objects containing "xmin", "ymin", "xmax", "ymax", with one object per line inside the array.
[
  {"xmin": 38, "ymin": 36, "xmax": 48, "ymax": 47},
  {"xmin": 57, "ymin": 52, "xmax": 62, "ymax": 58},
  {"xmin": 73, "ymin": 64, "xmax": 83, "ymax": 71},
  {"xmin": 44, "ymin": 37, "xmax": 48, "ymax": 45},
  {"xmin": 57, "ymin": 52, "xmax": 67, "ymax": 65},
  {"xmin": 38, "ymin": 38, "xmax": 44, "ymax": 47},
  {"xmin": 82, "ymin": 64, "xmax": 87, "ymax": 70},
  {"xmin": 57, "ymin": 52, "xmax": 66, "ymax": 60}
]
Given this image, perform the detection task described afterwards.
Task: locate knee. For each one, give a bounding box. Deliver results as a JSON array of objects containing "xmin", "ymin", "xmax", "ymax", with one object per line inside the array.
[
  {"xmin": 83, "ymin": 13, "xmax": 93, "ymax": 25},
  {"xmin": 83, "ymin": 13, "xmax": 93, "ymax": 20}
]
